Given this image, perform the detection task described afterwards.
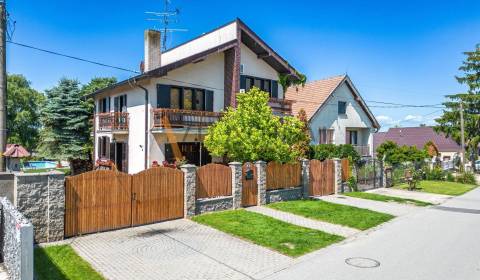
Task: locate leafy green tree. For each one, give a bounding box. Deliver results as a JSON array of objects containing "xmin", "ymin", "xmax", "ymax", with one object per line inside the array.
[
  {"xmin": 6, "ymin": 74, "xmax": 45, "ymax": 150},
  {"xmin": 310, "ymin": 144, "xmax": 360, "ymax": 163},
  {"xmin": 38, "ymin": 78, "xmax": 90, "ymax": 160},
  {"xmin": 435, "ymin": 44, "xmax": 480, "ymax": 163},
  {"xmin": 204, "ymin": 87, "xmax": 307, "ymax": 162},
  {"xmin": 293, "ymin": 108, "xmax": 311, "ymax": 158},
  {"xmin": 376, "ymin": 140, "xmax": 429, "ymax": 165}
]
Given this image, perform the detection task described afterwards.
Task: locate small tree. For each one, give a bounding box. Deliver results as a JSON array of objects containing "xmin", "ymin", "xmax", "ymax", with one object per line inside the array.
[
  {"xmin": 293, "ymin": 108, "xmax": 311, "ymax": 158},
  {"xmin": 38, "ymin": 78, "xmax": 90, "ymax": 160},
  {"xmin": 204, "ymin": 87, "xmax": 307, "ymax": 162}
]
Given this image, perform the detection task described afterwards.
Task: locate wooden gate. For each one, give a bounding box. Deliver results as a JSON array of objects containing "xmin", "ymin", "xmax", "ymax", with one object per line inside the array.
[
  {"xmin": 131, "ymin": 167, "xmax": 184, "ymax": 226},
  {"xmin": 65, "ymin": 170, "xmax": 132, "ymax": 237},
  {"xmin": 65, "ymin": 168, "xmax": 185, "ymax": 237},
  {"xmin": 341, "ymin": 158, "xmax": 350, "ymax": 181},
  {"xmin": 242, "ymin": 162, "xmax": 257, "ymax": 207},
  {"xmin": 196, "ymin": 163, "xmax": 232, "ymax": 198},
  {"xmin": 309, "ymin": 159, "xmax": 335, "ymax": 196}
]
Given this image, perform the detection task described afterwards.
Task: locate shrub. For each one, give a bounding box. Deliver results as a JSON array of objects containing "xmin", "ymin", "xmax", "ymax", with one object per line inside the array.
[
  {"xmin": 424, "ymin": 166, "xmax": 445, "ymax": 181},
  {"xmin": 455, "ymin": 172, "xmax": 477, "ymax": 185},
  {"xmin": 346, "ymin": 176, "xmax": 358, "ymax": 192},
  {"xmin": 446, "ymin": 172, "xmax": 455, "ymax": 182},
  {"xmin": 310, "ymin": 144, "xmax": 360, "ymax": 163}
]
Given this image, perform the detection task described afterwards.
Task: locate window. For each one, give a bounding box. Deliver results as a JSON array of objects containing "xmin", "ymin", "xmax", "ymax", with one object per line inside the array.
[
  {"xmin": 194, "ymin": 89, "xmax": 205, "ymax": 110},
  {"xmin": 98, "ymin": 136, "xmax": 110, "ymax": 158},
  {"xmin": 338, "ymin": 101, "xmax": 347, "ymax": 115},
  {"xmin": 346, "ymin": 130, "xmax": 358, "ymax": 145},
  {"xmin": 170, "ymin": 88, "xmax": 181, "ymax": 109},
  {"xmin": 319, "ymin": 128, "xmax": 334, "ymax": 144},
  {"xmin": 183, "ymin": 89, "xmax": 193, "ymax": 110},
  {"xmin": 99, "ymin": 98, "xmax": 109, "ymax": 113},
  {"xmin": 113, "ymin": 95, "xmax": 127, "ymax": 112},
  {"xmin": 240, "ymin": 75, "xmax": 278, "ymax": 98}
]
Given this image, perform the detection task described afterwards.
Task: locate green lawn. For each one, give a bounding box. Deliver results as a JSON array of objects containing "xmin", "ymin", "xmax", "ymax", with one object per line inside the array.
[
  {"xmin": 192, "ymin": 209, "xmax": 344, "ymax": 257},
  {"xmin": 344, "ymin": 192, "xmax": 432, "ymax": 207},
  {"xmin": 267, "ymin": 200, "xmax": 394, "ymax": 230},
  {"xmin": 35, "ymin": 245, "xmax": 104, "ymax": 280},
  {"xmin": 394, "ymin": 180, "xmax": 476, "ymax": 196}
]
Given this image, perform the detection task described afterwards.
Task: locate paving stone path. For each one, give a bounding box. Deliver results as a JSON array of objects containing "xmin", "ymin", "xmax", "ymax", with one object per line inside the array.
[
  {"xmin": 366, "ymin": 188, "xmax": 452, "ymax": 204},
  {"xmin": 317, "ymin": 195, "xmax": 420, "ymax": 216},
  {"xmin": 71, "ymin": 219, "xmax": 292, "ymax": 280},
  {"xmin": 245, "ymin": 206, "xmax": 360, "ymax": 238}
]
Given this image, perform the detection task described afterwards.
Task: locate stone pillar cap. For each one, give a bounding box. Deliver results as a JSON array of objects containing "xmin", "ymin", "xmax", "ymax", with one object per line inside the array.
[
  {"xmin": 228, "ymin": 162, "xmax": 242, "ymax": 166},
  {"xmin": 254, "ymin": 160, "xmax": 266, "ymax": 164},
  {"xmin": 180, "ymin": 164, "xmax": 197, "ymax": 169}
]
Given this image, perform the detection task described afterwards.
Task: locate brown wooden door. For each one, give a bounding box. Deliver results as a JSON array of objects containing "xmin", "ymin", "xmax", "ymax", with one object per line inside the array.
[
  {"xmin": 309, "ymin": 159, "xmax": 335, "ymax": 196},
  {"xmin": 131, "ymin": 167, "xmax": 184, "ymax": 226},
  {"xmin": 65, "ymin": 170, "xmax": 132, "ymax": 237},
  {"xmin": 242, "ymin": 163, "xmax": 257, "ymax": 207},
  {"xmin": 196, "ymin": 163, "xmax": 232, "ymax": 199}
]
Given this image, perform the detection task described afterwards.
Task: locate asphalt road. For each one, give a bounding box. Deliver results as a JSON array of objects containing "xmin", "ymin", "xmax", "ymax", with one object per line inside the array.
[{"xmin": 264, "ymin": 187, "xmax": 480, "ymax": 280}]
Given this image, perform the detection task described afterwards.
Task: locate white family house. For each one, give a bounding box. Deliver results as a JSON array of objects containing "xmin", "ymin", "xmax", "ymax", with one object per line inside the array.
[
  {"xmin": 285, "ymin": 75, "xmax": 380, "ymax": 157},
  {"xmin": 87, "ymin": 19, "xmax": 300, "ymax": 173}
]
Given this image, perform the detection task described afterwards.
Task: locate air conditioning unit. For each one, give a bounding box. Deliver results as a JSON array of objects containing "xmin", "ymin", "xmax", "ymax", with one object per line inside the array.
[
  {"xmin": 240, "ymin": 64, "xmax": 244, "ymax": 74},
  {"xmin": 239, "ymin": 89, "xmax": 245, "ymax": 93}
]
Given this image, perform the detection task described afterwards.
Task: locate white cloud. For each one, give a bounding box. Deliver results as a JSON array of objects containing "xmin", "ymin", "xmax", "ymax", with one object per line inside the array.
[{"xmin": 404, "ymin": 115, "xmax": 423, "ymax": 122}]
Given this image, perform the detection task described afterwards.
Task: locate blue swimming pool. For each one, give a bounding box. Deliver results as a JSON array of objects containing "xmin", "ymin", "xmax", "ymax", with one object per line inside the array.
[{"xmin": 23, "ymin": 161, "xmax": 57, "ymax": 169}]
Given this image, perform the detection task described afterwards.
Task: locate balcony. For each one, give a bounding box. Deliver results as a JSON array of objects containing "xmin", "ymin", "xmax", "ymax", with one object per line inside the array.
[
  {"xmin": 152, "ymin": 108, "xmax": 223, "ymax": 129},
  {"xmin": 353, "ymin": 145, "xmax": 371, "ymax": 157},
  {"xmin": 269, "ymin": 98, "xmax": 294, "ymax": 116},
  {"xmin": 97, "ymin": 112, "xmax": 129, "ymax": 132}
]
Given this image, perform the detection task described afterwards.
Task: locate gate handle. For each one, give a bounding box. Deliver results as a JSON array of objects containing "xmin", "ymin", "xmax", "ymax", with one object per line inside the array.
[{"xmin": 132, "ymin": 192, "xmax": 136, "ymax": 201}]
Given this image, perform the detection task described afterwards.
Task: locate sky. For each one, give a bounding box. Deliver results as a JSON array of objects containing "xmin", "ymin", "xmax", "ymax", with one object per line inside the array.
[{"xmin": 6, "ymin": 0, "xmax": 480, "ymax": 131}]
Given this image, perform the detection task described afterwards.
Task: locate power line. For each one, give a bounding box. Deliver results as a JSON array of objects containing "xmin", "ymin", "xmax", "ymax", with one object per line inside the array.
[
  {"xmin": 7, "ymin": 40, "xmax": 141, "ymax": 74},
  {"xmin": 366, "ymin": 100, "xmax": 444, "ymax": 108}
]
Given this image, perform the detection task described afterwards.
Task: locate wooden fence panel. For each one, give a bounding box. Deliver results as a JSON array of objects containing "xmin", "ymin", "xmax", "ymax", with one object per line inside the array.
[
  {"xmin": 242, "ymin": 163, "xmax": 257, "ymax": 207},
  {"xmin": 341, "ymin": 158, "xmax": 350, "ymax": 182},
  {"xmin": 196, "ymin": 163, "xmax": 232, "ymax": 199},
  {"xmin": 65, "ymin": 170, "xmax": 132, "ymax": 237},
  {"xmin": 266, "ymin": 162, "xmax": 302, "ymax": 190},
  {"xmin": 131, "ymin": 167, "xmax": 184, "ymax": 226},
  {"xmin": 309, "ymin": 159, "xmax": 335, "ymax": 196}
]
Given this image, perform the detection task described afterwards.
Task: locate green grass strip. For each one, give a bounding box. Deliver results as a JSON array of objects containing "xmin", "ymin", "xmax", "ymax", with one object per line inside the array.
[
  {"xmin": 395, "ymin": 180, "xmax": 476, "ymax": 196},
  {"xmin": 193, "ymin": 209, "xmax": 344, "ymax": 257},
  {"xmin": 34, "ymin": 245, "xmax": 104, "ymax": 280},
  {"xmin": 344, "ymin": 192, "xmax": 432, "ymax": 207},
  {"xmin": 268, "ymin": 200, "xmax": 394, "ymax": 230}
]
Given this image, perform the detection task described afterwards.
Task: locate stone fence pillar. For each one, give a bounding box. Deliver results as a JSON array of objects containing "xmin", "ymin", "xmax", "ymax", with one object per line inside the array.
[
  {"xmin": 333, "ymin": 158, "xmax": 342, "ymax": 194},
  {"xmin": 300, "ymin": 159, "xmax": 310, "ymax": 198},
  {"xmin": 181, "ymin": 164, "xmax": 197, "ymax": 218},
  {"xmin": 229, "ymin": 162, "xmax": 242, "ymax": 209},
  {"xmin": 14, "ymin": 171, "xmax": 65, "ymax": 243},
  {"xmin": 255, "ymin": 161, "xmax": 267, "ymax": 205}
]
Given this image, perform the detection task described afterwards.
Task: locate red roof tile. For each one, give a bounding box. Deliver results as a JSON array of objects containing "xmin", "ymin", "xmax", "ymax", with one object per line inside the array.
[{"xmin": 3, "ymin": 144, "xmax": 30, "ymax": 158}]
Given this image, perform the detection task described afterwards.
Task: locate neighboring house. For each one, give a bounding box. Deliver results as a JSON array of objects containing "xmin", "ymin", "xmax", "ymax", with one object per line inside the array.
[
  {"xmin": 373, "ymin": 126, "xmax": 462, "ymax": 162},
  {"xmin": 285, "ymin": 75, "xmax": 380, "ymax": 157},
  {"xmin": 87, "ymin": 18, "xmax": 300, "ymax": 173},
  {"xmin": 3, "ymin": 144, "xmax": 30, "ymax": 172}
]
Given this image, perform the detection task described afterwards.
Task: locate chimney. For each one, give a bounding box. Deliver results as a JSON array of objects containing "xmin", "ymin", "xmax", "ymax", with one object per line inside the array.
[{"xmin": 144, "ymin": 29, "xmax": 161, "ymax": 72}]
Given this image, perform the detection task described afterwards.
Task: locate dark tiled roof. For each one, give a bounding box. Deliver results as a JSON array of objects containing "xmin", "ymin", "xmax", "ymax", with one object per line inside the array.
[{"xmin": 373, "ymin": 127, "xmax": 461, "ymax": 152}]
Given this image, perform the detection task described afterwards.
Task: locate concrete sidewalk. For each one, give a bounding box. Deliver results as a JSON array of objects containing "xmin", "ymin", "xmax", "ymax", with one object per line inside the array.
[
  {"xmin": 245, "ymin": 206, "xmax": 360, "ymax": 238},
  {"xmin": 263, "ymin": 188, "xmax": 480, "ymax": 280},
  {"xmin": 366, "ymin": 188, "xmax": 452, "ymax": 204},
  {"xmin": 316, "ymin": 194, "xmax": 420, "ymax": 216}
]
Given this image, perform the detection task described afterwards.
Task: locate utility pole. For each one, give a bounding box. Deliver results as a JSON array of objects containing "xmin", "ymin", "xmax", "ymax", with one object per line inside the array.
[
  {"xmin": 460, "ymin": 101, "xmax": 465, "ymax": 169},
  {"xmin": 0, "ymin": 0, "xmax": 6, "ymax": 172}
]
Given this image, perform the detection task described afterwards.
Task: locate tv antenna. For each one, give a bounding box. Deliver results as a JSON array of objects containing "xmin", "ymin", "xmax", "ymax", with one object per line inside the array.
[{"xmin": 145, "ymin": 0, "xmax": 187, "ymax": 51}]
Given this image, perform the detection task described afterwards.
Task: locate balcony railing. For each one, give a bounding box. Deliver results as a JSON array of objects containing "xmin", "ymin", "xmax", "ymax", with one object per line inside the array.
[
  {"xmin": 152, "ymin": 108, "xmax": 223, "ymax": 128},
  {"xmin": 353, "ymin": 145, "xmax": 370, "ymax": 157},
  {"xmin": 97, "ymin": 112, "xmax": 129, "ymax": 131},
  {"xmin": 268, "ymin": 98, "xmax": 294, "ymax": 115}
]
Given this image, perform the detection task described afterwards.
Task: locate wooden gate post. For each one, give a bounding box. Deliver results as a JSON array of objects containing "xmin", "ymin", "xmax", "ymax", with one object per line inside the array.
[
  {"xmin": 229, "ymin": 162, "xmax": 243, "ymax": 209},
  {"xmin": 255, "ymin": 161, "xmax": 267, "ymax": 205},
  {"xmin": 181, "ymin": 164, "xmax": 197, "ymax": 217},
  {"xmin": 333, "ymin": 158, "xmax": 342, "ymax": 194},
  {"xmin": 300, "ymin": 159, "xmax": 310, "ymax": 199}
]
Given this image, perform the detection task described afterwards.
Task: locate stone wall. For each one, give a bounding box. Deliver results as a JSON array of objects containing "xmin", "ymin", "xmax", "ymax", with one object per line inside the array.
[
  {"xmin": 14, "ymin": 171, "xmax": 65, "ymax": 243},
  {"xmin": 0, "ymin": 173, "xmax": 14, "ymax": 203},
  {"xmin": 196, "ymin": 196, "xmax": 233, "ymax": 215},
  {"xmin": 266, "ymin": 187, "xmax": 303, "ymax": 203},
  {"xmin": 0, "ymin": 197, "xmax": 33, "ymax": 280}
]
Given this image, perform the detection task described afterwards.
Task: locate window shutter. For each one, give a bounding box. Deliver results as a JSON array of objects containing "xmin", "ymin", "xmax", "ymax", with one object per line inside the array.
[
  {"xmin": 98, "ymin": 138, "xmax": 102, "ymax": 158},
  {"xmin": 107, "ymin": 97, "xmax": 111, "ymax": 112},
  {"xmin": 124, "ymin": 95, "xmax": 128, "ymax": 111},
  {"xmin": 205, "ymin": 90, "xmax": 214, "ymax": 111},
  {"xmin": 157, "ymin": 84, "xmax": 171, "ymax": 108},
  {"xmin": 271, "ymin": 80, "xmax": 278, "ymax": 98},
  {"xmin": 109, "ymin": 142, "xmax": 115, "ymax": 161},
  {"xmin": 240, "ymin": 75, "xmax": 246, "ymax": 90}
]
